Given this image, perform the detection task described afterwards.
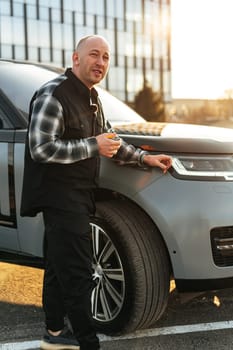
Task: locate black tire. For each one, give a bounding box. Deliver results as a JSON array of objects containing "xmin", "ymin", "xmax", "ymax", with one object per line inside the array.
[{"xmin": 90, "ymin": 199, "xmax": 170, "ymax": 334}]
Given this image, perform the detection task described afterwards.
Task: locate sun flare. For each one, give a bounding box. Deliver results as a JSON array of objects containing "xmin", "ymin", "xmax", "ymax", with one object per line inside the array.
[{"xmin": 171, "ymin": 0, "xmax": 233, "ymax": 99}]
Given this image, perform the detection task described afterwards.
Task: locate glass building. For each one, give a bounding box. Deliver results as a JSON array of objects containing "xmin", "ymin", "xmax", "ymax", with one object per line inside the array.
[{"xmin": 0, "ymin": 0, "xmax": 171, "ymax": 103}]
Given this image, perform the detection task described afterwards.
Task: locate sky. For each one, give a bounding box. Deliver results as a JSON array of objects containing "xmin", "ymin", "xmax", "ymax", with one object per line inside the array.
[{"xmin": 171, "ymin": 0, "xmax": 233, "ymax": 99}]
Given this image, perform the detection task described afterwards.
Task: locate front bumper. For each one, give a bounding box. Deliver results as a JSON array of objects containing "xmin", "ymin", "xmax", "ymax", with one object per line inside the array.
[{"xmin": 135, "ymin": 171, "xmax": 233, "ymax": 284}]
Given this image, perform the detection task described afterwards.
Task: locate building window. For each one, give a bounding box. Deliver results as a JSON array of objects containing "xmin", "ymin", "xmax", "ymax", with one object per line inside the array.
[{"xmin": 0, "ymin": 0, "xmax": 171, "ymax": 103}]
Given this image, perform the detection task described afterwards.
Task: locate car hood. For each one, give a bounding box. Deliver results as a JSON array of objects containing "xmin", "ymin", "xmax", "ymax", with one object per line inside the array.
[{"xmin": 114, "ymin": 122, "xmax": 233, "ymax": 154}]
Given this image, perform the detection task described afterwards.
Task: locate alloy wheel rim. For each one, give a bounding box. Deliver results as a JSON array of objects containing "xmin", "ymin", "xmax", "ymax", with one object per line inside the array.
[{"xmin": 91, "ymin": 222, "xmax": 125, "ymax": 322}]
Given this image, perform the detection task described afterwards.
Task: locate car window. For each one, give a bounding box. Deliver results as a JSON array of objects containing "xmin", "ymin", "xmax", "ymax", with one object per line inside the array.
[
  {"xmin": 0, "ymin": 108, "xmax": 13, "ymax": 129},
  {"xmin": 0, "ymin": 89, "xmax": 27, "ymax": 129}
]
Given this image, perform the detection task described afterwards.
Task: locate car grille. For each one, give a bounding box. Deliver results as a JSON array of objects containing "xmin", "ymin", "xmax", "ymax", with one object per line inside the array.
[{"xmin": 211, "ymin": 226, "xmax": 233, "ymax": 267}]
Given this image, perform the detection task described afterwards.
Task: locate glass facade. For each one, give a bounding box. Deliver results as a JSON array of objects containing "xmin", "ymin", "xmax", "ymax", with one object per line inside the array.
[{"xmin": 0, "ymin": 0, "xmax": 171, "ymax": 103}]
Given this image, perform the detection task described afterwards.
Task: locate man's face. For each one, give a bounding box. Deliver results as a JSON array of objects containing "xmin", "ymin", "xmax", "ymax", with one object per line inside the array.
[{"xmin": 73, "ymin": 37, "xmax": 110, "ymax": 89}]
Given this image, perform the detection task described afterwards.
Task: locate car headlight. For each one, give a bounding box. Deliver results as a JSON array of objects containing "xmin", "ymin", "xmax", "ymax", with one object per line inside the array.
[{"xmin": 172, "ymin": 156, "xmax": 233, "ymax": 180}]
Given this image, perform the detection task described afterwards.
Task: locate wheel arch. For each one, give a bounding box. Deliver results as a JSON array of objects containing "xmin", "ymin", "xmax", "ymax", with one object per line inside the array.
[{"xmin": 93, "ymin": 187, "xmax": 173, "ymax": 276}]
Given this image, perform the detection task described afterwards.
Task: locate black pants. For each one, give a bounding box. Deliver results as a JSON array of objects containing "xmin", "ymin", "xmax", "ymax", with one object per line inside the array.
[{"xmin": 42, "ymin": 207, "xmax": 100, "ymax": 350}]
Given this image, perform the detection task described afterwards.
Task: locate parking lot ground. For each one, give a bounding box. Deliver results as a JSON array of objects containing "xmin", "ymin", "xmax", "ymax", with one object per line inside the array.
[
  {"xmin": 2, "ymin": 262, "xmax": 233, "ymax": 349},
  {"xmin": 2, "ymin": 321, "xmax": 233, "ymax": 350}
]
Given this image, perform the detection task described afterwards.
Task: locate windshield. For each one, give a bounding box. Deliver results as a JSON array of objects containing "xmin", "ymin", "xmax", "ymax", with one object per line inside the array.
[
  {"xmin": 0, "ymin": 60, "xmax": 145, "ymax": 125},
  {"xmin": 96, "ymin": 87, "xmax": 145, "ymax": 125}
]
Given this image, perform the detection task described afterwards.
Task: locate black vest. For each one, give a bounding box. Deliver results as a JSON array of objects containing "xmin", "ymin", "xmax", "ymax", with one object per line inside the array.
[{"xmin": 20, "ymin": 69, "xmax": 105, "ymax": 217}]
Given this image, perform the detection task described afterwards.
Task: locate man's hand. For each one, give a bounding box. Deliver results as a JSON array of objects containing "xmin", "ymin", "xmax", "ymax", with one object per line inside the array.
[
  {"xmin": 143, "ymin": 154, "xmax": 172, "ymax": 173},
  {"xmin": 96, "ymin": 133, "xmax": 121, "ymax": 158}
]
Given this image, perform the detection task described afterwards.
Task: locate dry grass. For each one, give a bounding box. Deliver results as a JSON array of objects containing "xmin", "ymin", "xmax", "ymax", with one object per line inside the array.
[{"xmin": 0, "ymin": 262, "xmax": 43, "ymax": 306}]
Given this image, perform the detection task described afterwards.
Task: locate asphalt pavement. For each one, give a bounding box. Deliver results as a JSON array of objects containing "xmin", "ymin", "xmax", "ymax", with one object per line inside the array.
[{"xmin": 2, "ymin": 262, "xmax": 233, "ymax": 349}]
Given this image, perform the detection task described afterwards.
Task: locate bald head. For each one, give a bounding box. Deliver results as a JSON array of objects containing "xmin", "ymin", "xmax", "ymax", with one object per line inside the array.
[{"xmin": 76, "ymin": 35, "xmax": 111, "ymax": 53}]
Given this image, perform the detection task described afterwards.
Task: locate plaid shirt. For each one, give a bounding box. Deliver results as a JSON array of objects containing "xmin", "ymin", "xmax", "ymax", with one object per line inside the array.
[{"xmin": 29, "ymin": 81, "xmax": 147, "ymax": 167}]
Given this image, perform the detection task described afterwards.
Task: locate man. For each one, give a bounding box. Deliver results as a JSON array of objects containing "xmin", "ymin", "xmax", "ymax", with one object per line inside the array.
[{"xmin": 20, "ymin": 35, "xmax": 172, "ymax": 350}]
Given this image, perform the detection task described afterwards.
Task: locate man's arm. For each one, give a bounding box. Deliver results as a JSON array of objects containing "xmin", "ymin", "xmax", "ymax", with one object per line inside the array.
[
  {"xmin": 29, "ymin": 94, "xmax": 99, "ymax": 163},
  {"xmin": 141, "ymin": 154, "xmax": 172, "ymax": 173},
  {"xmin": 109, "ymin": 138, "xmax": 172, "ymax": 173}
]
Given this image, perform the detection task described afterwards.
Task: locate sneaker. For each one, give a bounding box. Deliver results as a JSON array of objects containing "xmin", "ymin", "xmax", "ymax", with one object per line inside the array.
[{"xmin": 40, "ymin": 327, "xmax": 80, "ymax": 350}]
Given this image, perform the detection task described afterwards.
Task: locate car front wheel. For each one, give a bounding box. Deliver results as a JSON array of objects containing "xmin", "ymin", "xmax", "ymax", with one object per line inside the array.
[{"xmin": 90, "ymin": 200, "xmax": 170, "ymax": 334}]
